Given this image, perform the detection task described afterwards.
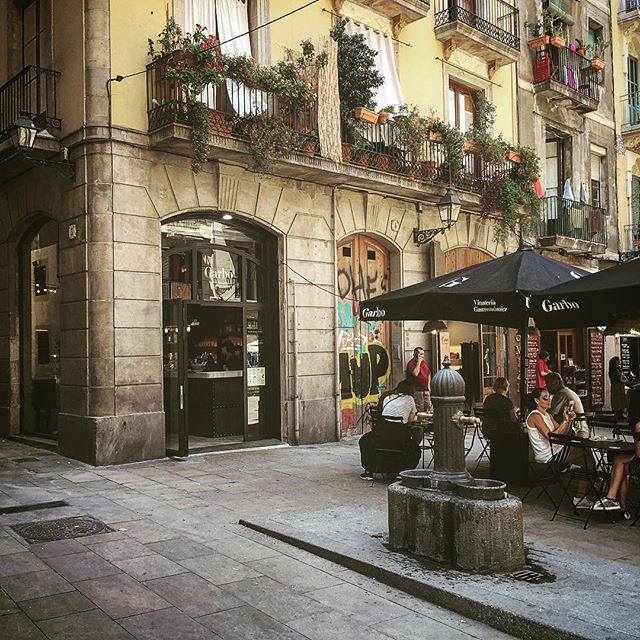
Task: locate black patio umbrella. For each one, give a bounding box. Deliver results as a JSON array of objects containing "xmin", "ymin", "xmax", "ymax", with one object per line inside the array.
[
  {"xmin": 359, "ymin": 247, "xmax": 590, "ymax": 414},
  {"xmin": 531, "ymin": 258, "xmax": 640, "ymax": 329}
]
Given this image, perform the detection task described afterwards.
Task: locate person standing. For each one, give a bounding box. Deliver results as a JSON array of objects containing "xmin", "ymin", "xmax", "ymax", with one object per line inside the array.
[
  {"xmin": 482, "ymin": 377, "xmax": 519, "ymax": 439},
  {"xmin": 536, "ymin": 350, "xmax": 551, "ymax": 389},
  {"xmin": 406, "ymin": 346, "xmax": 432, "ymax": 412},
  {"xmin": 609, "ymin": 356, "xmax": 627, "ymax": 421}
]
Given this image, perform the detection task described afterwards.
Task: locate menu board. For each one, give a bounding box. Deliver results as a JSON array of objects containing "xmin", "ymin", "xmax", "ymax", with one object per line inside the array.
[
  {"xmin": 621, "ymin": 336, "xmax": 632, "ymax": 374},
  {"xmin": 526, "ymin": 335, "xmax": 540, "ymax": 393},
  {"xmin": 589, "ymin": 329, "xmax": 604, "ymax": 406}
]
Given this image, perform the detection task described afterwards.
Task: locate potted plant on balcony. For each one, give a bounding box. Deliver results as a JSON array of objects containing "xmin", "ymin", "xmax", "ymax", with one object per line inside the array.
[
  {"xmin": 149, "ymin": 19, "xmax": 224, "ymax": 173},
  {"xmin": 588, "ymin": 37, "xmax": 609, "ymax": 71},
  {"xmin": 526, "ymin": 21, "xmax": 550, "ymax": 49},
  {"xmin": 575, "ymin": 39, "xmax": 587, "ymax": 57},
  {"xmin": 298, "ymin": 127, "xmax": 319, "ymax": 156},
  {"xmin": 465, "ymin": 94, "xmax": 508, "ymax": 166},
  {"xmin": 550, "ymin": 24, "xmax": 566, "ymax": 48}
]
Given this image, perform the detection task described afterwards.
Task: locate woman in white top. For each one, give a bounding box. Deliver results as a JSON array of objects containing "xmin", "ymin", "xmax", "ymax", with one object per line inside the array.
[
  {"xmin": 526, "ymin": 387, "xmax": 594, "ymax": 509},
  {"xmin": 382, "ymin": 379, "xmax": 417, "ymax": 424}
]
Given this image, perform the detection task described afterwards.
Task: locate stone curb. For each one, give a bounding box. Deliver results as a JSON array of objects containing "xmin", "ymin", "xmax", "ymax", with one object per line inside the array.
[{"xmin": 239, "ymin": 519, "xmax": 630, "ymax": 640}]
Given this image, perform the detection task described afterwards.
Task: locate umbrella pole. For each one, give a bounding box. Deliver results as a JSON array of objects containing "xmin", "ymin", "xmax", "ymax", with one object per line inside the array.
[{"xmin": 519, "ymin": 323, "xmax": 528, "ymax": 419}]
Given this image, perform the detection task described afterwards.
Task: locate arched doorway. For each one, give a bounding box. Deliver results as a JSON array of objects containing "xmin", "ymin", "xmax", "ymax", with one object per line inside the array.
[
  {"xmin": 161, "ymin": 215, "xmax": 280, "ymax": 455},
  {"xmin": 337, "ymin": 234, "xmax": 391, "ymax": 435},
  {"xmin": 19, "ymin": 218, "xmax": 60, "ymax": 439}
]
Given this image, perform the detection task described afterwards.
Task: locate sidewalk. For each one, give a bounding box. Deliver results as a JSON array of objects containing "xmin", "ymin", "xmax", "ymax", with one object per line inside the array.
[{"xmin": 0, "ymin": 436, "xmax": 637, "ymax": 640}]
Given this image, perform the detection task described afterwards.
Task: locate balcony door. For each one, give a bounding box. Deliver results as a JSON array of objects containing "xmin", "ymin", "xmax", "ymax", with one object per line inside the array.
[
  {"xmin": 628, "ymin": 56, "xmax": 639, "ymax": 125},
  {"xmin": 22, "ymin": 0, "xmax": 51, "ymax": 68}
]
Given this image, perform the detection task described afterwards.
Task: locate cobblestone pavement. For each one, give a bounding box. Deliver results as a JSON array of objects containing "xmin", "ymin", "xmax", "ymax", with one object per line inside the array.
[{"xmin": 0, "ymin": 434, "xmax": 637, "ymax": 640}]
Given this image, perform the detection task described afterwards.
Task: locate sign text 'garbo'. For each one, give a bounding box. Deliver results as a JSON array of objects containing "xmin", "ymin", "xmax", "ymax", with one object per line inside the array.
[
  {"xmin": 541, "ymin": 298, "xmax": 580, "ymax": 312},
  {"xmin": 362, "ymin": 307, "xmax": 386, "ymax": 319}
]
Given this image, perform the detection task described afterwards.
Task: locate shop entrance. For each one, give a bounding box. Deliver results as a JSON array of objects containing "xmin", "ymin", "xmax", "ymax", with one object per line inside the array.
[
  {"xmin": 541, "ymin": 329, "xmax": 587, "ymax": 397},
  {"xmin": 162, "ymin": 216, "xmax": 279, "ymax": 456}
]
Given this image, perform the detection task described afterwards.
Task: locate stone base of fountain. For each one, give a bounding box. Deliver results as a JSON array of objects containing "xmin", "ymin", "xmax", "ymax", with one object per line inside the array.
[{"xmin": 388, "ymin": 472, "xmax": 525, "ymax": 572}]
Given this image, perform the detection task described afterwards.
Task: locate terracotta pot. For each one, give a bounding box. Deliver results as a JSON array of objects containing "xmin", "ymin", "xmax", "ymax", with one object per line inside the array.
[
  {"xmin": 422, "ymin": 160, "xmax": 437, "ymax": 177},
  {"xmin": 549, "ymin": 36, "xmax": 566, "ymax": 48},
  {"xmin": 354, "ymin": 107, "xmax": 378, "ymax": 124},
  {"xmin": 577, "ymin": 47, "xmax": 586, "ymax": 57},
  {"xmin": 341, "ymin": 143, "xmax": 352, "ymax": 163},
  {"xmin": 371, "ymin": 154, "xmax": 390, "ymax": 171},
  {"xmin": 388, "ymin": 158, "xmax": 401, "ymax": 173},
  {"xmin": 208, "ymin": 109, "xmax": 232, "ymax": 135},
  {"xmin": 464, "ymin": 139, "xmax": 480, "ymax": 153},
  {"xmin": 505, "ymin": 150, "xmax": 522, "ymax": 163},
  {"xmin": 591, "ymin": 57, "xmax": 605, "ymax": 71},
  {"xmin": 403, "ymin": 165, "xmax": 420, "ymax": 180},
  {"xmin": 301, "ymin": 140, "xmax": 318, "ymax": 157},
  {"xmin": 426, "ymin": 131, "xmax": 444, "ymax": 143},
  {"xmin": 528, "ymin": 35, "xmax": 550, "ymax": 49},
  {"xmin": 377, "ymin": 111, "xmax": 388, "ymax": 125},
  {"xmin": 354, "ymin": 151, "xmax": 370, "ymax": 167}
]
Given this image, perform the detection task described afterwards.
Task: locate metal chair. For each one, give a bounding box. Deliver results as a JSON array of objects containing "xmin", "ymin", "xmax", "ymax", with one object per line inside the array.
[
  {"xmin": 370, "ymin": 416, "xmax": 419, "ymax": 484},
  {"xmin": 522, "ymin": 434, "xmax": 571, "ymax": 511}
]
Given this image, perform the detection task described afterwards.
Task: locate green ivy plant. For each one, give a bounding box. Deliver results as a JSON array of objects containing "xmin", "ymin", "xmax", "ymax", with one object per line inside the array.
[
  {"xmin": 426, "ymin": 115, "xmax": 465, "ymax": 178},
  {"xmin": 388, "ymin": 105, "xmax": 429, "ymax": 158},
  {"xmin": 467, "ymin": 94, "xmax": 508, "ymax": 166}
]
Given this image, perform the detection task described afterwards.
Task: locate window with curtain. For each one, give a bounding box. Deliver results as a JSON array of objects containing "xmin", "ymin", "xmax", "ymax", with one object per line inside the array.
[
  {"xmin": 447, "ymin": 81, "xmax": 476, "ymax": 133},
  {"xmin": 345, "ymin": 20, "xmax": 404, "ymax": 110}
]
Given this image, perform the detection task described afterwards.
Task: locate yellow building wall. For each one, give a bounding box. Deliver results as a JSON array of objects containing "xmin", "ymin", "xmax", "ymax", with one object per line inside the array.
[
  {"xmin": 110, "ymin": 0, "xmax": 168, "ymax": 132},
  {"xmin": 54, "ymin": 0, "xmax": 85, "ymax": 136}
]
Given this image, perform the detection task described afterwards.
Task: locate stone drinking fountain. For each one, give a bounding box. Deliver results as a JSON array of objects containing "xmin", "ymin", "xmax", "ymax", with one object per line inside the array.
[{"xmin": 388, "ymin": 358, "xmax": 525, "ymax": 572}]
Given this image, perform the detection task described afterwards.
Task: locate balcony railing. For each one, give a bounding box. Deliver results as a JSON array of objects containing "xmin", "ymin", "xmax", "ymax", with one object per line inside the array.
[
  {"xmin": 620, "ymin": 0, "xmax": 640, "ymax": 14},
  {"xmin": 0, "ymin": 66, "xmax": 61, "ymax": 139},
  {"xmin": 341, "ymin": 119, "xmax": 515, "ymax": 195},
  {"xmin": 625, "ymin": 223, "xmax": 640, "ymax": 252},
  {"xmin": 533, "ymin": 44, "xmax": 600, "ymax": 104},
  {"xmin": 622, "ymin": 92, "xmax": 640, "ymax": 127},
  {"xmin": 538, "ymin": 196, "xmax": 608, "ymax": 246},
  {"xmin": 147, "ymin": 59, "xmax": 319, "ymax": 155},
  {"xmin": 434, "ymin": 0, "xmax": 519, "ymax": 50}
]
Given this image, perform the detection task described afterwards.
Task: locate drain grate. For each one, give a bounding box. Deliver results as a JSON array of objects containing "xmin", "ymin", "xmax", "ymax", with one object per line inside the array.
[
  {"xmin": 11, "ymin": 515, "xmax": 113, "ymax": 543},
  {"xmin": 0, "ymin": 500, "xmax": 69, "ymax": 515},
  {"xmin": 509, "ymin": 568, "xmax": 554, "ymax": 584}
]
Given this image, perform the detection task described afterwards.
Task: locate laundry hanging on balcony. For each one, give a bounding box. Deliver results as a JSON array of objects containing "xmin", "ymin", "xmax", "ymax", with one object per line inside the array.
[
  {"xmin": 562, "ymin": 178, "xmax": 575, "ymax": 201},
  {"xmin": 345, "ymin": 20, "xmax": 404, "ymax": 110},
  {"xmin": 533, "ymin": 178, "xmax": 545, "ymax": 199},
  {"xmin": 579, "ymin": 181, "xmax": 588, "ymax": 203}
]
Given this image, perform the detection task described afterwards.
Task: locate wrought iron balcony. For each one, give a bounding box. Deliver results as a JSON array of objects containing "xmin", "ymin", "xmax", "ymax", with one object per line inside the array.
[
  {"xmin": 532, "ymin": 44, "xmax": 600, "ymax": 113},
  {"xmin": 621, "ymin": 93, "xmax": 640, "ymax": 152},
  {"xmin": 433, "ymin": 0, "xmax": 519, "ymax": 73},
  {"xmin": 340, "ymin": 119, "xmax": 516, "ymax": 195},
  {"xmin": 621, "ymin": 223, "xmax": 640, "ymax": 260},
  {"xmin": 537, "ymin": 196, "xmax": 608, "ymax": 252},
  {"xmin": 619, "ymin": 0, "xmax": 640, "ymax": 26},
  {"xmin": 0, "ymin": 66, "xmax": 61, "ymax": 140}
]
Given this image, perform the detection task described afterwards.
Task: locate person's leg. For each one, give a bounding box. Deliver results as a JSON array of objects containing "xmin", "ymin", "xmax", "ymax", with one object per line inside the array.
[
  {"xmin": 410, "ymin": 425, "xmax": 424, "ymax": 445},
  {"xmin": 605, "ymin": 453, "xmax": 634, "ymax": 501},
  {"xmin": 567, "ymin": 447, "xmax": 593, "ymax": 498},
  {"xmin": 414, "ymin": 391, "xmax": 425, "ymax": 413},
  {"xmin": 359, "ymin": 432, "xmax": 375, "ymax": 477},
  {"xmin": 424, "ymin": 391, "xmax": 433, "ymax": 412}
]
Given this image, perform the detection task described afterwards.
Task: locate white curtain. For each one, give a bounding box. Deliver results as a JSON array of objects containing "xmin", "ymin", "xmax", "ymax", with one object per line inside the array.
[
  {"xmin": 185, "ymin": 0, "xmax": 217, "ymax": 105},
  {"xmin": 345, "ymin": 20, "xmax": 404, "ymax": 111},
  {"xmin": 216, "ymin": 0, "xmax": 264, "ymax": 116}
]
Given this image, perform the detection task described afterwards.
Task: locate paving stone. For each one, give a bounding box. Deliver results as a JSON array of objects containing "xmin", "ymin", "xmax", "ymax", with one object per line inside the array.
[
  {"xmin": 109, "ymin": 520, "xmax": 177, "ymax": 544},
  {"xmin": 44, "ymin": 551, "xmax": 122, "ymax": 583},
  {"xmin": 0, "ymin": 586, "xmax": 19, "ymax": 616},
  {"xmin": 305, "ymin": 582, "xmax": 407, "ymax": 625},
  {"xmin": 0, "ymin": 569, "xmax": 74, "ymax": 602},
  {"xmin": 77, "ymin": 532, "xmax": 126, "ymax": 545},
  {"xmin": 89, "ymin": 538, "xmax": 155, "ymax": 562},
  {"xmin": 18, "ymin": 591, "xmax": 96, "ymax": 622},
  {"xmin": 288, "ymin": 610, "xmax": 394, "ymax": 640},
  {"xmin": 118, "ymin": 607, "xmax": 219, "ymax": 640},
  {"xmin": 1, "ymin": 611, "xmax": 48, "ymax": 639},
  {"xmin": 0, "ymin": 536, "xmax": 27, "ymax": 556},
  {"xmin": 372, "ymin": 612, "xmax": 502, "ymax": 640},
  {"xmin": 0, "ymin": 552, "xmax": 48, "ymax": 577},
  {"xmin": 206, "ymin": 535, "xmax": 281, "ymax": 563},
  {"xmin": 144, "ymin": 537, "xmax": 213, "ymax": 561},
  {"xmin": 246, "ymin": 555, "xmax": 344, "ymax": 593},
  {"xmin": 75, "ymin": 573, "xmax": 170, "ymax": 619},
  {"xmin": 29, "ymin": 539, "xmax": 87, "ymax": 559},
  {"xmin": 144, "ymin": 572, "xmax": 243, "ymax": 617},
  {"xmin": 113, "ymin": 554, "xmax": 187, "ymax": 581},
  {"xmin": 36, "ymin": 609, "xmax": 135, "ymax": 640},
  {"xmin": 221, "ymin": 576, "xmax": 329, "ymax": 623},
  {"xmin": 178, "ymin": 553, "xmax": 262, "ymax": 585},
  {"xmin": 197, "ymin": 604, "xmax": 310, "ymax": 640}
]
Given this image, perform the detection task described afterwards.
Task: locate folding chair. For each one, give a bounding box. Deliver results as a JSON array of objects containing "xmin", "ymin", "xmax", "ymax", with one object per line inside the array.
[{"xmin": 473, "ymin": 423, "xmax": 491, "ymax": 473}]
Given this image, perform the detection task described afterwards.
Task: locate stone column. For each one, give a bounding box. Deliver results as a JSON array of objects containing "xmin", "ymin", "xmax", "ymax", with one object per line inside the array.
[{"xmin": 428, "ymin": 357, "xmax": 470, "ymax": 488}]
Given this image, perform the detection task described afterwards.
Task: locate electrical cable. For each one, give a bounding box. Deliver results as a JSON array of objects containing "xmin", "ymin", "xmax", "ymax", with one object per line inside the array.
[{"xmin": 282, "ymin": 261, "xmax": 361, "ymax": 306}]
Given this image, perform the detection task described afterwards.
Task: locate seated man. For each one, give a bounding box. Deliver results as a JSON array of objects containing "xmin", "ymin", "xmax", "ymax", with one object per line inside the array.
[
  {"xmin": 359, "ymin": 379, "xmax": 420, "ymax": 480},
  {"xmin": 546, "ymin": 372, "xmax": 588, "ymax": 438},
  {"xmin": 482, "ymin": 377, "xmax": 520, "ymax": 439}
]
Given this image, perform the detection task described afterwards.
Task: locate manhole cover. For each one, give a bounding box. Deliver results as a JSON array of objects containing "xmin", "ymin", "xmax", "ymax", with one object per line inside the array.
[{"xmin": 11, "ymin": 515, "xmax": 113, "ymax": 543}]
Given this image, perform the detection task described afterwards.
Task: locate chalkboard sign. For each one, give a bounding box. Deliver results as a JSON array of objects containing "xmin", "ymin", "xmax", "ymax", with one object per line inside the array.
[
  {"xmin": 589, "ymin": 329, "xmax": 604, "ymax": 406},
  {"xmin": 527, "ymin": 335, "xmax": 540, "ymax": 393},
  {"xmin": 621, "ymin": 336, "xmax": 632, "ymax": 374}
]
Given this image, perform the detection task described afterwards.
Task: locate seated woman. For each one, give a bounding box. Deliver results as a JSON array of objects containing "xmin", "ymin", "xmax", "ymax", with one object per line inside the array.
[
  {"xmin": 526, "ymin": 387, "xmax": 596, "ymax": 510},
  {"xmin": 593, "ymin": 386, "xmax": 640, "ymax": 515},
  {"xmin": 482, "ymin": 377, "xmax": 520, "ymax": 439},
  {"xmin": 359, "ymin": 379, "xmax": 420, "ymax": 480}
]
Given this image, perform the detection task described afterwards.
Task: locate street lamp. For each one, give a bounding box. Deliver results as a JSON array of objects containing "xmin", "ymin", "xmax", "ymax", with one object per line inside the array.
[
  {"xmin": 10, "ymin": 113, "xmax": 38, "ymax": 149},
  {"xmin": 413, "ymin": 188, "xmax": 461, "ymax": 246}
]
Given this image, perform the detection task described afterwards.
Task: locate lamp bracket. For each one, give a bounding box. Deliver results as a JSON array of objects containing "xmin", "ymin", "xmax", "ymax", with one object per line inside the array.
[{"xmin": 413, "ymin": 226, "xmax": 447, "ymax": 246}]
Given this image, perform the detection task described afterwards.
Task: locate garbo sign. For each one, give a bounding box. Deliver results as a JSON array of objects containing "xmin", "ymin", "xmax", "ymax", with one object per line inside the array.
[
  {"xmin": 362, "ymin": 307, "xmax": 386, "ymax": 319},
  {"xmin": 541, "ymin": 298, "xmax": 580, "ymax": 312}
]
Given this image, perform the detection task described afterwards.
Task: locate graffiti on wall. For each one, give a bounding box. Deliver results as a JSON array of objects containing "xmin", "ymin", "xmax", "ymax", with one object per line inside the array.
[{"xmin": 337, "ymin": 237, "xmax": 391, "ymax": 434}]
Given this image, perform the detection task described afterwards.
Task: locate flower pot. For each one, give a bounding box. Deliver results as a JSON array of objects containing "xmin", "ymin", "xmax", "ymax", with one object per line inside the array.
[
  {"xmin": 549, "ymin": 36, "xmax": 566, "ymax": 48},
  {"xmin": 528, "ymin": 35, "xmax": 550, "ymax": 49},
  {"xmin": 505, "ymin": 150, "xmax": 522, "ymax": 163},
  {"xmin": 301, "ymin": 140, "xmax": 318, "ymax": 157},
  {"xmin": 388, "ymin": 158, "xmax": 401, "ymax": 173},
  {"xmin": 422, "ymin": 160, "xmax": 437, "ymax": 177},
  {"xmin": 354, "ymin": 151, "xmax": 370, "ymax": 167},
  {"xmin": 577, "ymin": 47, "xmax": 586, "ymax": 57},
  {"xmin": 591, "ymin": 57, "xmax": 605, "ymax": 71},
  {"xmin": 341, "ymin": 143, "xmax": 353, "ymax": 163},
  {"xmin": 403, "ymin": 164, "xmax": 421, "ymax": 180},
  {"xmin": 426, "ymin": 131, "xmax": 444, "ymax": 143},
  {"xmin": 371, "ymin": 154, "xmax": 390, "ymax": 172},
  {"xmin": 464, "ymin": 139, "xmax": 480, "ymax": 153},
  {"xmin": 377, "ymin": 111, "xmax": 388, "ymax": 125},
  {"xmin": 354, "ymin": 107, "xmax": 378, "ymax": 124},
  {"xmin": 208, "ymin": 109, "xmax": 232, "ymax": 135}
]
